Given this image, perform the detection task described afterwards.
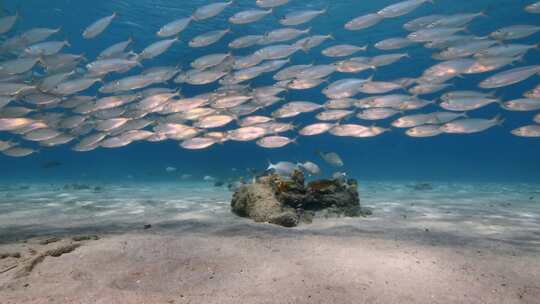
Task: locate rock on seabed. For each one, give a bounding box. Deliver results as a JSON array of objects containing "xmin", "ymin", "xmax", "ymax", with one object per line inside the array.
[{"xmin": 231, "ymin": 171, "xmax": 369, "ymax": 227}]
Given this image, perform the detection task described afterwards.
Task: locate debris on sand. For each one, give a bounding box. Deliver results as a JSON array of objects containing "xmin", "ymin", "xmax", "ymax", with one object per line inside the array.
[
  {"xmin": 0, "ymin": 236, "xmax": 99, "ymax": 279},
  {"xmin": 15, "ymin": 243, "xmax": 81, "ymax": 278},
  {"xmin": 72, "ymin": 235, "xmax": 100, "ymax": 241}
]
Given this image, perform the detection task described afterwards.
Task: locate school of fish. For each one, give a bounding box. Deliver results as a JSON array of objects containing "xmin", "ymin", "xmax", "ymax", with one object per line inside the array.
[{"xmin": 1, "ymin": 0, "xmax": 540, "ymax": 158}]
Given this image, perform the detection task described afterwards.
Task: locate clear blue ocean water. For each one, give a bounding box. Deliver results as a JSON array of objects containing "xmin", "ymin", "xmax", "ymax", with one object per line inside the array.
[{"xmin": 1, "ymin": 0, "xmax": 540, "ymax": 183}]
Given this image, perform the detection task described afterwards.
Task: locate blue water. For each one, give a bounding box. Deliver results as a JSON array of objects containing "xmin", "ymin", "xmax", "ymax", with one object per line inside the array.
[{"xmin": 1, "ymin": 0, "xmax": 540, "ymax": 183}]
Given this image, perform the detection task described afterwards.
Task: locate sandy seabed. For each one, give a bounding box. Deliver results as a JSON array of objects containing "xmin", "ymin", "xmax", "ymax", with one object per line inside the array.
[{"xmin": 0, "ymin": 181, "xmax": 539, "ymax": 304}]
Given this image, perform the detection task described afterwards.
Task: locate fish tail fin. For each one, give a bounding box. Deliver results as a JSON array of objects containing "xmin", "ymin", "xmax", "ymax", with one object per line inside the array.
[
  {"xmin": 479, "ymin": 9, "xmax": 488, "ymax": 18},
  {"xmin": 493, "ymin": 114, "xmax": 505, "ymax": 126},
  {"xmin": 323, "ymin": 4, "xmax": 330, "ymax": 14},
  {"xmin": 266, "ymin": 159, "xmax": 273, "ymax": 170},
  {"xmin": 322, "ymin": 77, "xmax": 330, "ymax": 85},
  {"xmin": 78, "ymin": 53, "xmax": 89, "ymax": 62}
]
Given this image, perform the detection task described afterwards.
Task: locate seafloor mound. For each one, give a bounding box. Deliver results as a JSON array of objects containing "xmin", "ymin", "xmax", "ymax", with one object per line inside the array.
[{"xmin": 231, "ymin": 171, "xmax": 371, "ymax": 227}]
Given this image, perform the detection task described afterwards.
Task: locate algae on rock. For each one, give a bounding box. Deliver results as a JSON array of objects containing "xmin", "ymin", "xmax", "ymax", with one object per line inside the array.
[{"xmin": 231, "ymin": 170, "xmax": 367, "ymax": 227}]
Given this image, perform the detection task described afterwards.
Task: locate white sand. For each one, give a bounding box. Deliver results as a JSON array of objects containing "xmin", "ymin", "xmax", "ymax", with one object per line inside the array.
[{"xmin": 1, "ymin": 181, "xmax": 539, "ymax": 303}]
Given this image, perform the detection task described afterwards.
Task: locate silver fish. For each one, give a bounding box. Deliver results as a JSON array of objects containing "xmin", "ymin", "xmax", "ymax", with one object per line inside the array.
[
  {"xmin": 440, "ymin": 115, "xmax": 504, "ymax": 134},
  {"xmin": 479, "ymin": 65, "xmax": 540, "ymax": 89},
  {"xmin": 294, "ymin": 34, "xmax": 333, "ymax": 50},
  {"xmin": 25, "ymin": 40, "xmax": 70, "ymax": 56},
  {"xmin": 228, "ymin": 126, "xmax": 267, "ymax": 141},
  {"xmin": 83, "ymin": 13, "xmax": 116, "ymax": 39},
  {"xmin": 267, "ymin": 161, "xmax": 298, "ymax": 176},
  {"xmin": 378, "ymin": 0, "xmax": 432, "ymax": 18},
  {"xmin": 52, "ymin": 77, "xmax": 101, "ymax": 95},
  {"xmin": 189, "ymin": 29, "xmax": 229, "ymax": 48},
  {"xmin": 24, "ymin": 128, "xmax": 62, "ymax": 142},
  {"xmin": 255, "ymin": 44, "xmax": 301, "ymax": 60},
  {"xmin": 98, "ymin": 37, "xmax": 133, "ymax": 59},
  {"xmin": 404, "ymin": 14, "xmax": 444, "ymax": 31},
  {"xmin": 357, "ymin": 108, "xmax": 401, "ymax": 120},
  {"xmin": 180, "ymin": 137, "xmax": 217, "ymax": 150},
  {"xmin": 193, "ymin": 2, "xmax": 232, "ymax": 21},
  {"xmin": 512, "ymin": 125, "xmax": 540, "ymax": 137},
  {"xmin": 298, "ymin": 123, "xmax": 335, "ymax": 136},
  {"xmin": 427, "ymin": 12, "xmax": 485, "ymax": 28},
  {"xmin": 195, "ymin": 115, "xmax": 234, "ymax": 129},
  {"xmin": 329, "ymin": 124, "xmax": 371, "ymax": 137},
  {"xmin": 375, "ymin": 37, "xmax": 417, "ymax": 50},
  {"xmin": 490, "ymin": 25, "xmax": 540, "ymax": 40},
  {"xmin": 2, "ymin": 147, "xmax": 36, "ymax": 157},
  {"xmin": 298, "ymin": 161, "xmax": 321, "ymax": 175},
  {"xmin": 261, "ymin": 27, "xmax": 310, "ymax": 44},
  {"xmin": 318, "ymin": 151, "xmax": 344, "ymax": 167},
  {"xmin": 229, "ymin": 9, "xmax": 273, "ymax": 24},
  {"xmin": 279, "ymin": 9, "xmax": 326, "ymax": 26},
  {"xmin": 322, "ymin": 44, "xmax": 367, "ymax": 57},
  {"xmin": 157, "ymin": 17, "xmax": 192, "ymax": 37},
  {"xmin": 502, "ymin": 98, "xmax": 540, "ymax": 111},
  {"xmin": 407, "ymin": 27, "xmax": 466, "ymax": 42},
  {"xmin": 345, "ymin": 13, "xmax": 383, "ymax": 30},
  {"xmin": 316, "ymin": 110, "xmax": 353, "ymax": 121},
  {"xmin": 0, "ymin": 118, "xmax": 34, "ymax": 131},
  {"xmin": 138, "ymin": 38, "xmax": 178, "ymax": 60},
  {"xmin": 191, "ymin": 53, "xmax": 231, "ymax": 70},
  {"xmin": 0, "ymin": 57, "xmax": 41, "ymax": 75},
  {"xmin": 406, "ymin": 125, "xmax": 443, "ymax": 137},
  {"xmin": 256, "ymin": 0, "xmax": 289, "ymax": 8},
  {"xmin": 256, "ymin": 136, "xmax": 295, "ymax": 148},
  {"xmin": 526, "ymin": 1, "xmax": 540, "ymax": 13},
  {"xmin": 228, "ymin": 35, "xmax": 264, "ymax": 49}
]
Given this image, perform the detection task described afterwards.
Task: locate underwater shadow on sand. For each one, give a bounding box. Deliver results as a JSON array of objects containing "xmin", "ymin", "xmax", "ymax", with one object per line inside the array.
[{"xmin": 2, "ymin": 214, "xmax": 540, "ymax": 254}]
